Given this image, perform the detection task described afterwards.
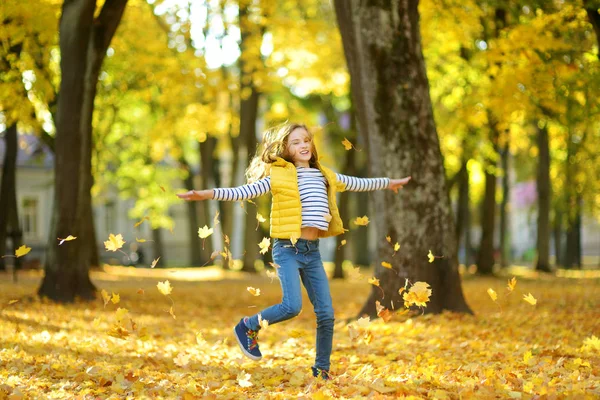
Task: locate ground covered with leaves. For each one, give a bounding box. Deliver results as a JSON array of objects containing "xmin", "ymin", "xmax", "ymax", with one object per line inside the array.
[{"xmin": 1, "ymin": 267, "xmax": 599, "ymax": 399}]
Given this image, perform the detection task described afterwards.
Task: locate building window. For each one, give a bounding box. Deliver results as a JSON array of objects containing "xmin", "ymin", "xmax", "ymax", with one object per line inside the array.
[
  {"xmin": 21, "ymin": 197, "xmax": 39, "ymax": 239},
  {"xmin": 105, "ymin": 201, "xmax": 116, "ymax": 233}
]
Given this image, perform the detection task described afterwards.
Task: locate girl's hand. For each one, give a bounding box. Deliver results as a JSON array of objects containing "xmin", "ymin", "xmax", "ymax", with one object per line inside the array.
[
  {"xmin": 176, "ymin": 189, "xmax": 214, "ymax": 201},
  {"xmin": 388, "ymin": 176, "xmax": 411, "ymax": 193}
]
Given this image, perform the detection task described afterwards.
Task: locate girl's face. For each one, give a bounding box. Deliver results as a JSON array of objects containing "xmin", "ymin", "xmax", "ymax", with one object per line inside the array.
[{"xmin": 286, "ymin": 127, "xmax": 313, "ymax": 167}]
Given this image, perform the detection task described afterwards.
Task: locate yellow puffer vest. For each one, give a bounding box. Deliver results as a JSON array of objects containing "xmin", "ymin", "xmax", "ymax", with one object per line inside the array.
[{"xmin": 268, "ymin": 157, "xmax": 346, "ymax": 239}]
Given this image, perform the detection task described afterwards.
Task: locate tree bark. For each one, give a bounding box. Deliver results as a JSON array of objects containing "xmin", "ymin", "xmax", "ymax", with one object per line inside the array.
[
  {"xmin": 152, "ymin": 228, "xmax": 165, "ymax": 266},
  {"xmin": 334, "ymin": 0, "xmax": 472, "ymax": 316},
  {"xmin": 455, "ymin": 158, "xmax": 470, "ymax": 266},
  {"xmin": 553, "ymin": 209, "xmax": 563, "ymax": 267},
  {"xmin": 499, "ymin": 141, "xmax": 510, "ymax": 268},
  {"xmin": 180, "ymin": 159, "xmax": 203, "ymax": 266},
  {"xmin": 38, "ymin": 0, "xmax": 128, "ymax": 302},
  {"xmin": 564, "ymin": 196, "xmax": 582, "ymax": 269},
  {"xmin": 199, "ymin": 136, "xmax": 216, "ymax": 257},
  {"xmin": 0, "ymin": 124, "xmax": 22, "ymax": 273},
  {"xmin": 535, "ymin": 124, "xmax": 552, "ymax": 272}
]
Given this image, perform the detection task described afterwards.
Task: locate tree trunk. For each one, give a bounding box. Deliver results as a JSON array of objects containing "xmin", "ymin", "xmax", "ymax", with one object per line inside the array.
[
  {"xmin": 333, "ymin": 146, "xmax": 356, "ymax": 279},
  {"xmin": 564, "ymin": 196, "xmax": 582, "ymax": 269},
  {"xmin": 553, "ymin": 209, "xmax": 563, "ymax": 267},
  {"xmin": 535, "ymin": 125, "xmax": 552, "ymax": 272},
  {"xmin": 0, "ymin": 124, "xmax": 21, "ymax": 272},
  {"xmin": 181, "ymin": 160, "xmax": 203, "ymax": 266},
  {"xmin": 352, "ymin": 166, "xmax": 370, "ymax": 266},
  {"xmin": 499, "ymin": 141, "xmax": 510, "ymax": 268},
  {"xmin": 199, "ymin": 136, "xmax": 216, "ymax": 257},
  {"xmin": 476, "ymin": 162, "xmax": 497, "ymax": 275},
  {"xmin": 38, "ymin": 0, "xmax": 128, "ymax": 302},
  {"xmin": 455, "ymin": 159, "xmax": 470, "ymax": 266},
  {"xmin": 585, "ymin": 3, "xmax": 600, "ymax": 61},
  {"xmin": 238, "ymin": 3, "xmax": 262, "ymax": 273},
  {"xmin": 334, "ymin": 0, "xmax": 472, "ymax": 316},
  {"xmin": 152, "ymin": 228, "xmax": 165, "ymax": 266}
]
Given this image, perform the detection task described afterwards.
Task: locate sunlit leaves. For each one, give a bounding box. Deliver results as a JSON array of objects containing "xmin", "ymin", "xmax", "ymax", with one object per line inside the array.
[
  {"xmin": 150, "ymin": 257, "xmax": 160, "ymax": 268},
  {"xmin": 427, "ymin": 250, "xmax": 435, "ymax": 263},
  {"xmin": 353, "ymin": 216, "xmax": 369, "ymax": 226},
  {"xmin": 104, "ymin": 234, "xmax": 125, "ymax": 252},
  {"xmin": 507, "ymin": 277, "xmax": 517, "ymax": 292},
  {"xmin": 247, "ymin": 287, "xmax": 261, "ymax": 296},
  {"xmin": 157, "ymin": 280, "xmax": 173, "ymax": 296},
  {"xmin": 197, "ymin": 225, "xmax": 213, "ymax": 239},
  {"xmin": 258, "ymin": 237, "xmax": 271, "ymax": 254},
  {"xmin": 487, "ymin": 288, "xmax": 498, "ymax": 302},
  {"xmin": 403, "ymin": 282, "xmax": 432, "ymax": 308},
  {"xmin": 523, "ymin": 293, "xmax": 537, "ymax": 306},
  {"xmin": 57, "ymin": 235, "xmax": 77, "ymax": 245},
  {"xmin": 15, "ymin": 245, "xmax": 31, "ymax": 258}
]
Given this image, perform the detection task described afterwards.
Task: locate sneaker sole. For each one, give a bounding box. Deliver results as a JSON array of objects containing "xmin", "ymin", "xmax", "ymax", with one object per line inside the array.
[{"xmin": 233, "ymin": 327, "xmax": 262, "ymax": 361}]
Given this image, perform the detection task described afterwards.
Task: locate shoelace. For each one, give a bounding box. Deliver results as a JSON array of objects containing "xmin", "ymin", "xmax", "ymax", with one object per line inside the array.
[{"xmin": 247, "ymin": 329, "xmax": 259, "ymax": 350}]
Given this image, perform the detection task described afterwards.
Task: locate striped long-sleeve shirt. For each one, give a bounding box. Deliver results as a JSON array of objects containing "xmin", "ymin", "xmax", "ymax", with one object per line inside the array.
[{"xmin": 213, "ymin": 167, "xmax": 389, "ymax": 231}]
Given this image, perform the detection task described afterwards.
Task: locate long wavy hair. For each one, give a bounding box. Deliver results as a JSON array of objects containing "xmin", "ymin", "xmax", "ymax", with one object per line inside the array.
[{"xmin": 245, "ymin": 122, "xmax": 320, "ymax": 183}]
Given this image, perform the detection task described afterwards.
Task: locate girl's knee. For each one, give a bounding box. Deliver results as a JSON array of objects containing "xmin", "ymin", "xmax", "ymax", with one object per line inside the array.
[{"xmin": 283, "ymin": 302, "xmax": 302, "ymax": 318}]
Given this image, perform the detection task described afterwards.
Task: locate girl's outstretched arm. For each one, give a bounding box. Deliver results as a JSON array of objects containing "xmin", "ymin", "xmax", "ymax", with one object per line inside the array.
[
  {"xmin": 177, "ymin": 177, "xmax": 272, "ymax": 202},
  {"xmin": 335, "ymin": 173, "xmax": 411, "ymax": 193}
]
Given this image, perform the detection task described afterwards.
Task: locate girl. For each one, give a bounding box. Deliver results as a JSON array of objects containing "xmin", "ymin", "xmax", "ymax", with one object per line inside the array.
[{"xmin": 177, "ymin": 123, "xmax": 410, "ymax": 380}]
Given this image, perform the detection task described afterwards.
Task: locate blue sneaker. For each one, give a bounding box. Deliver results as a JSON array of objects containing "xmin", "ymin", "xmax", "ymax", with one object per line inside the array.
[
  {"xmin": 311, "ymin": 366, "xmax": 330, "ymax": 380},
  {"xmin": 234, "ymin": 317, "xmax": 262, "ymax": 361}
]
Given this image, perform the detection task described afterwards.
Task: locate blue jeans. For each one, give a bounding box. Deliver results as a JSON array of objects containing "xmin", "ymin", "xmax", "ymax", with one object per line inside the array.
[{"xmin": 246, "ymin": 238, "xmax": 335, "ymax": 371}]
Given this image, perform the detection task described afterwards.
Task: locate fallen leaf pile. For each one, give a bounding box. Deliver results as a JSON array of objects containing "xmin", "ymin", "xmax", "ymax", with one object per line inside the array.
[{"xmin": 0, "ymin": 271, "xmax": 598, "ymax": 398}]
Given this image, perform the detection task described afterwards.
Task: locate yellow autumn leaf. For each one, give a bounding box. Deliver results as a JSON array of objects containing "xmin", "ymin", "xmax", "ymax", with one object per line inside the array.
[
  {"xmin": 347, "ymin": 266, "xmax": 364, "ymax": 281},
  {"xmin": 403, "ymin": 281, "xmax": 432, "ymax": 308},
  {"xmin": 386, "ymin": 236, "xmax": 391, "ymax": 243},
  {"xmin": 15, "ymin": 245, "xmax": 31, "ymax": 258},
  {"xmin": 104, "ymin": 233, "xmax": 125, "ymax": 252},
  {"xmin": 247, "ymin": 287, "xmax": 261, "ymax": 296},
  {"xmin": 197, "ymin": 225, "xmax": 213, "ymax": 239},
  {"xmin": 157, "ymin": 280, "xmax": 173, "ymax": 296},
  {"xmin": 427, "ymin": 250, "xmax": 435, "ymax": 263},
  {"xmin": 258, "ymin": 314, "xmax": 269, "ymax": 330},
  {"xmin": 58, "ymin": 235, "xmax": 77, "ymax": 245},
  {"xmin": 101, "ymin": 289, "xmax": 110, "ymax": 307},
  {"xmin": 394, "ymin": 243, "xmax": 400, "ymax": 252},
  {"xmin": 134, "ymin": 216, "xmax": 149, "ymax": 228},
  {"xmin": 111, "ymin": 293, "xmax": 120, "ymax": 304},
  {"xmin": 150, "ymin": 257, "xmax": 160, "ymax": 268},
  {"xmin": 266, "ymin": 270, "xmax": 278, "ymax": 281},
  {"xmin": 213, "ymin": 211, "xmax": 220, "ymax": 227},
  {"xmin": 135, "ymin": 238, "xmax": 147, "ymax": 243},
  {"xmin": 523, "ymin": 293, "xmax": 537, "ymax": 305},
  {"xmin": 381, "ymin": 261, "xmax": 393, "ymax": 269},
  {"xmin": 8, "ymin": 299, "xmax": 19, "ymax": 305},
  {"xmin": 256, "ymin": 213, "xmax": 266, "ymax": 223},
  {"xmin": 115, "ymin": 307, "xmax": 129, "ymax": 324},
  {"xmin": 341, "ymin": 137, "xmax": 353, "ymax": 150},
  {"xmin": 487, "ymin": 288, "xmax": 497, "ymax": 302},
  {"xmin": 354, "ymin": 216, "xmax": 370, "ymax": 226},
  {"xmin": 368, "ymin": 277, "xmax": 380, "ymax": 287},
  {"xmin": 258, "ymin": 237, "xmax": 271, "ymax": 254},
  {"xmin": 507, "ymin": 277, "xmax": 517, "ymax": 292}
]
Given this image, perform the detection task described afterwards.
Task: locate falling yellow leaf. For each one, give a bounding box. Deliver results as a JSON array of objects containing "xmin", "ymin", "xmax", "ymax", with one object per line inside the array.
[
  {"xmin": 111, "ymin": 293, "xmax": 120, "ymax": 304},
  {"xmin": 523, "ymin": 293, "xmax": 537, "ymax": 305},
  {"xmin": 394, "ymin": 243, "xmax": 400, "ymax": 252},
  {"xmin": 135, "ymin": 238, "xmax": 147, "ymax": 243},
  {"xmin": 269, "ymin": 262, "xmax": 280, "ymax": 269},
  {"xmin": 15, "ymin": 245, "xmax": 31, "ymax": 258},
  {"xmin": 348, "ymin": 266, "xmax": 364, "ymax": 281},
  {"xmin": 224, "ymin": 235, "xmax": 230, "ymax": 245},
  {"xmin": 258, "ymin": 237, "xmax": 271, "ymax": 254},
  {"xmin": 58, "ymin": 235, "xmax": 77, "ymax": 245},
  {"xmin": 386, "ymin": 236, "xmax": 392, "ymax": 243},
  {"xmin": 266, "ymin": 270, "xmax": 278, "ymax": 281},
  {"xmin": 196, "ymin": 331, "xmax": 207, "ymax": 346},
  {"xmin": 381, "ymin": 261, "xmax": 393, "ymax": 269},
  {"xmin": 258, "ymin": 314, "xmax": 269, "ymax": 330},
  {"xmin": 115, "ymin": 307, "xmax": 129, "ymax": 325},
  {"xmin": 134, "ymin": 216, "xmax": 149, "ymax": 228},
  {"xmin": 213, "ymin": 211, "xmax": 220, "ymax": 227},
  {"xmin": 507, "ymin": 277, "xmax": 517, "ymax": 292},
  {"xmin": 198, "ymin": 225, "xmax": 213, "ymax": 239},
  {"xmin": 368, "ymin": 277, "xmax": 380, "ymax": 287},
  {"xmin": 247, "ymin": 287, "xmax": 261, "ymax": 296},
  {"xmin": 256, "ymin": 213, "xmax": 266, "ymax": 223},
  {"xmin": 290, "ymin": 235, "xmax": 298, "ymax": 246},
  {"xmin": 137, "ymin": 288, "xmax": 145, "ymax": 295},
  {"xmin": 101, "ymin": 289, "xmax": 110, "ymax": 307},
  {"xmin": 150, "ymin": 257, "xmax": 160, "ymax": 269},
  {"xmin": 157, "ymin": 280, "xmax": 173, "ymax": 296},
  {"xmin": 8, "ymin": 299, "xmax": 19, "ymax": 305},
  {"xmin": 487, "ymin": 288, "xmax": 497, "ymax": 302},
  {"xmin": 428, "ymin": 250, "xmax": 435, "ymax": 263},
  {"xmin": 354, "ymin": 216, "xmax": 370, "ymax": 226},
  {"xmin": 375, "ymin": 301, "xmax": 392, "ymax": 323},
  {"xmin": 104, "ymin": 234, "xmax": 125, "ymax": 252},
  {"xmin": 403, "ymin": 281, "xmax": 432, "ymax": 308},
  {"xmin": 338, "ymin": 239, "xmax": 347, "ymax": 250},
  {"xmin": 341, "ymin": 137, "xmax": 353, "ymax": 150}
]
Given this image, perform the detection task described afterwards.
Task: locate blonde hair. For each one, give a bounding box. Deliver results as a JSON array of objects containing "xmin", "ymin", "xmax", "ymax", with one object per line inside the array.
[{"xmin": 245, "ymin": 122, "xmax": 320, "ymax": 183}]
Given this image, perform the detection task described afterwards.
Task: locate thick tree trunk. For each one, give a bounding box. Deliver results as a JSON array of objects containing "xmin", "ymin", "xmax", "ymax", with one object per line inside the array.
[
  {"xmin": 536, "ymin": 125, "xmax": 552, "ymax": 272},
  {"xmin": 564, "ymin": 196, "xmax": 582, "ymax": 269},
  {"xmin": 455, "ymin": 159, "xmax": 470, "ymax": 266},
  {"xmin": 334, "ymin": 0, "xmax": 472, "ymax": 316},
  {"xmin": 553, "ymin": 210, "xmax": 563, "ymax": 267},
  {"xmin": 181, "ymin": 161, "xmax": 203, "ymax": 266},
  {"xmin": 499, "ymin": 141, "xmax": 510, "ymax": 268},
  {"xmin": 352, "ymin": 166, "xmax": 370, "ymax": 266},
  {"xmin": 333, "ymin": 146, "xmax": 356, "ymax": 279},
  {"xmin": 0, "ymin": 124, "xmax": 22, "ymax": 272},
  {"xmin": 38, "ymin": 0, "xmax": 128, "ymax": 302},
  {"xmin": 476, "ymin": 164, "xmax": 497, "ymax": 275},
  {"xmin": 199, "ymin": 136, "xmax": 216, "ymax": 257},
  {"xmin": 152, "ymin": 228, "xmax": 165, "ymax": 266}
]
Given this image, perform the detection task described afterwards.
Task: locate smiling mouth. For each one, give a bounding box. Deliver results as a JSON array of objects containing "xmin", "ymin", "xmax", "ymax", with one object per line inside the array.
[{"xmin": 300, "ymin": 150, "xmax": 310, "ymax": 155}]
